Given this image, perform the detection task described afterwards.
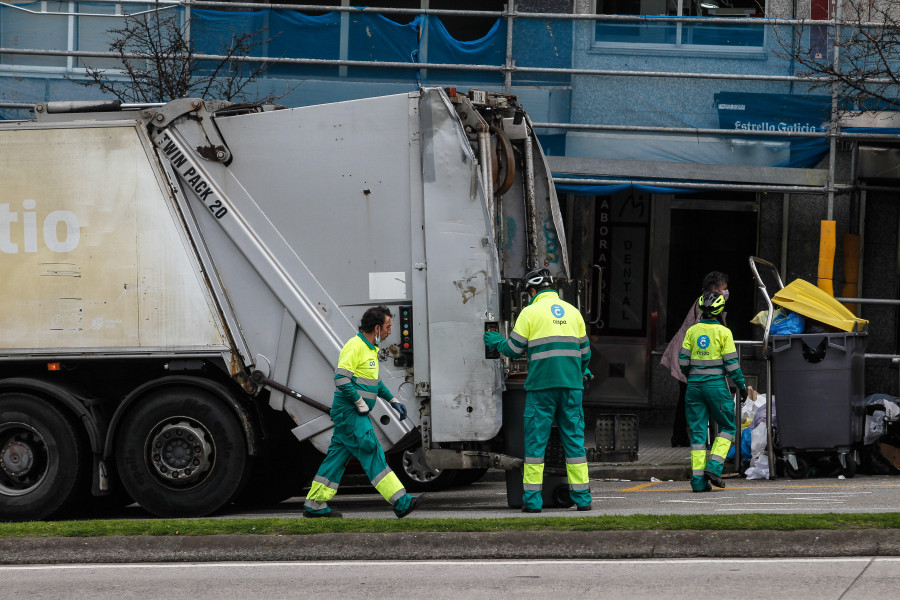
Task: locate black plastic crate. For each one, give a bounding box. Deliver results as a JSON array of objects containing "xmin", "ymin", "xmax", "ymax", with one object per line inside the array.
[{"xmin": 593, "ymin": 414, "xmax": 639, "ymax": 462}]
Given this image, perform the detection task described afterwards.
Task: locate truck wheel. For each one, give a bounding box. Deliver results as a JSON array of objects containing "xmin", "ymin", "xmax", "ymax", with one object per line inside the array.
[
  {"xmin": 115, "ymin": 387, "xmax": 247, "ymax": 518},
  {"xmin": 0, "ymin": 393, "xmax": 89, "ymax": 521},
  {"xmin": 387, "ymin": 446, "xmax": 458, "ymax": 492}
]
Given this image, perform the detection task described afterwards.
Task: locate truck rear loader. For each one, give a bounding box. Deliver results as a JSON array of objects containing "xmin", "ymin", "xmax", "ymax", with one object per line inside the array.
[{"xmin": 0, "ymin": 87, "xmax": 580, "ymax": 519}]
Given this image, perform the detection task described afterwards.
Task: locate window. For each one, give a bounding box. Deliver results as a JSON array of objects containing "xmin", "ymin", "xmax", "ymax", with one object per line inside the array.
[{"xmin": 594, "ymin": 0, "xmax": 766, "ymax": 48}]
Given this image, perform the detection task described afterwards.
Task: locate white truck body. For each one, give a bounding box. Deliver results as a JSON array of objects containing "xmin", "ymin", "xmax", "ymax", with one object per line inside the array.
[{"xmin": 0, "ymin": 88, "xmax": 573, "ymax": 519}]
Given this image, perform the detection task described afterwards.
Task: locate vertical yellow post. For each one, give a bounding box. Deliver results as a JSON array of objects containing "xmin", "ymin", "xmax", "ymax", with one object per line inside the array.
[
  {"xmin": 842, "ymin": 233, "xmax": 860, "ymax": 315},
  {"xmin": 817, "ymin": 220, "xmax": 836, "ymax": 296}
]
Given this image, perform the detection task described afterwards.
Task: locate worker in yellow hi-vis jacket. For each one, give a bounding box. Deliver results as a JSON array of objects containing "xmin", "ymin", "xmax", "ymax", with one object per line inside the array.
[
  {"xmin": 484, "ymin": 268, "xmax": 592, "ymax": 513},
  {"xmin": 304, "ymin": 306, "xmax": 428, "ymax": 518},
  {"xmin": 679, "ymin": 292, "xmax": 748, "ymax": 492}
]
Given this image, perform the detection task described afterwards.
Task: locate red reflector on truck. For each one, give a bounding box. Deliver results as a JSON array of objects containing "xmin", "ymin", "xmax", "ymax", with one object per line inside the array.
[{"xmin": 47, "ymin": 363, "xmax": 61, "ymax": 371}]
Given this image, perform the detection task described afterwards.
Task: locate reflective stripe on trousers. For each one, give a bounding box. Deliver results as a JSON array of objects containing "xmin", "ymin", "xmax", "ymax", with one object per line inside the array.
[
  {"xmin": 522, "ymin": 389, "xmax": 592, "ymax": 510},
  {"xmin": 304, "ymin": 410, "xmax": 412, "ymax": 514}
]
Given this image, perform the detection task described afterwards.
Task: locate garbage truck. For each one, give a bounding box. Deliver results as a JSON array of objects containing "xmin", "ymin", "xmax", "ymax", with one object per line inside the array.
[{"xmin": 0, "ymin": 87, "xmax": 581, "ymax": 520}]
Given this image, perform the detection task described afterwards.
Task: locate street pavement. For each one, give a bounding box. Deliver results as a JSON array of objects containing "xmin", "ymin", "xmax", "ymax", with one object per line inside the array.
[{"xmin": 224, "ymin": 473, "xmax": 900, "ymax": 519}]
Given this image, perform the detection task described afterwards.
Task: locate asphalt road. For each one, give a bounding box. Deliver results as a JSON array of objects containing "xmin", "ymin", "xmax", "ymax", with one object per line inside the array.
[
  {"xmin": 3, "ymin": 558, "xmax": 900, "ymax": 599},
  {"xmin": 205, "ymin": 473, "xmax": 900, "ymax": 520}
]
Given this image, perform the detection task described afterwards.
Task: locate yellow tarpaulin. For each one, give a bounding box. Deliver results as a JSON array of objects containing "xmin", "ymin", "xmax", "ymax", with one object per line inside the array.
[{"xmin": 772, "ymin": 278, "xmax": 869, "ymax": 333}]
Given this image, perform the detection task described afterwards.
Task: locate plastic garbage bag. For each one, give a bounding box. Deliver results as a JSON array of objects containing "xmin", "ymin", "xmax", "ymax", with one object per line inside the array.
[
  {"xmin": 726, "ymin": 427, "xmax": 752, "ymax": 461},
  {"xmin": 750, "ymin": 394, "xmax": 776, "ymax": 429},
  {"xmin": 741, "ymin": 394, "xmax": 766, "ymax": 424},
  {"xmin": 865, "ymin": 411, "xmax": 886, "ymax": 446},
  {"xmin": 862, "ymin": 393, "xmax": 900, "ymax": 445},
  {"xmin": 745, "ymin": 455, "xmax": 769, "ymax": 480},
  {"xmin": 743, "ymin": 422, "xmax": 771, "ymax": 478},
  {"xmin": 751, "ymin": 308, "xmax": 806, "ymax": 334},
  {"xmin": 749, "ymin": 422, "xmax": 767, "ymax": 456},
  {"xmin": 770, "ymin": 308, "xmax": 805, "ymax": 335}
]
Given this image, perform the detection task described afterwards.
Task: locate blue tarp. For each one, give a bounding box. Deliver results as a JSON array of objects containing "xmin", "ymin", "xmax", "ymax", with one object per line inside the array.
[
  {"xmin": 554, "ymin": 181, "xmax": 691, "ymax": 196},
  {"xmin": 423, "ymin": 16, "xmax": 505, "ymax": 85}
]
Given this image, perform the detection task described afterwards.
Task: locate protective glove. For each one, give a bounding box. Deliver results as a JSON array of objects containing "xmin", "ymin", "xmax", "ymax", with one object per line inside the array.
[
  {"xmin": 483, "ymin": 330, "xmax": 505, "ymax": 350},
  {"xmin": 583, "ymin": 368, "xmax": 594, "ymax": 382},
  {"xmin": 353, "ymin": 397, "xmax": 370, "ymax": 415},
  {"xmin": 390, "ymin": 400, "xmax": 408, "ymax": 421},
  {"xmin": 739, "ymin": 387, "xmax": 748, "ymax": 401}
]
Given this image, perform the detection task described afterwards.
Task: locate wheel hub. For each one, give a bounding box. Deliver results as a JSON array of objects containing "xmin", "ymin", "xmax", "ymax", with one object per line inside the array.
[
  {"xmin": 149, "ymin": 420, "xmax": 213, "ymax": 486},
  {"xmin": 1, "ymin": 440, "xmax": 34, "ymax": 475},
  {"xmin": 0, "ymin": 423, "xmax": 49, "ymax": 496},
  {"xmin": 401, "ymin": 447, "xmax": 442, "ymax": 484}
]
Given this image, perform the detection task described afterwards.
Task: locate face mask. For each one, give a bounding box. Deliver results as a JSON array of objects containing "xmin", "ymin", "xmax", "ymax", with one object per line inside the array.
[
  {"xmin": 374, "ymin": 328, "xmax": 381, "ymax": 346},
  {"xmin": 722, "ymin": 289, "xmax": 730, "ymax": 301}
]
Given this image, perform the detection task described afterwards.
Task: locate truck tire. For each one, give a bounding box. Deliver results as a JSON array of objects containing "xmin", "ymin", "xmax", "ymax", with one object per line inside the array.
[
  {"xmin": 387, "ymin": 446, "xmax": 458, "ymax": 492},
  {"xmin": 0, "ymin": 393, "xmax": 89, "ymax": 521},
  {"xmin": 115, "ymin": 387, "xmax": 248, "ymax": 518}
]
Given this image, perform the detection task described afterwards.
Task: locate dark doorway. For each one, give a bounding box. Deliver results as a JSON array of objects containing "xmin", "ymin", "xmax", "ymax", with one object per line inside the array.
[{"xmin": 665, "ymin": 198, "xmax": 758, "ymax": 342}]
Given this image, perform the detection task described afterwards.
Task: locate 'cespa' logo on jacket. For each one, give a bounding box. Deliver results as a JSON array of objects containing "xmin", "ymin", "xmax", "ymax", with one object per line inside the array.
[
  {"xmin": 551, "ymin": 304, "xmax": 567, "ymax": 325},
  {"xmin": 698, "ymin": 335, "xmax": 710, "ymax": 349}
]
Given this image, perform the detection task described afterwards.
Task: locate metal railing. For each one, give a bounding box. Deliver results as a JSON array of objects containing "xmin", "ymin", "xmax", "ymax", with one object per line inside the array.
[{"xmin": 0, "ymin": 0, "xmax": 889, "ymax": 200}]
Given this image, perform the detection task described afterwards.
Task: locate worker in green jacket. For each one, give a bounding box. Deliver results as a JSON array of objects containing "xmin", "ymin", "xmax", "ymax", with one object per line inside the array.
[
  {"xmin": 304, "ymin": 305, "xmax": 427, "ymax": 518},
  {"xmin": 679, "ymin": 292, "xmax": 748, "ymax": 492},
  {"xmin": 483, "ymin": 268, "xmax": 593, "ymax": 513}
]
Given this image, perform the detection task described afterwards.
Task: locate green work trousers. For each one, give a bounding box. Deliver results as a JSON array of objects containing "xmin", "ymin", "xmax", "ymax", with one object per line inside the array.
[
  {"xmin": 523, "ymin": 388, "xmax": 592, "ymax": 510},
  {"xmin": 686, "ymin": 380, "xmax": 736, "ymax": 491},
  {"xmin": 304, "ymin": 408, "xmax": 412, "ymax": 515}
]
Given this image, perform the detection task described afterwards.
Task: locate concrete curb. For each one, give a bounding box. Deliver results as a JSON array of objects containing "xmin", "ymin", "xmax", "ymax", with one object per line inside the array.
[{"xmin": 2, "ymin": 530, "xmax": 899, "ymax": 564}]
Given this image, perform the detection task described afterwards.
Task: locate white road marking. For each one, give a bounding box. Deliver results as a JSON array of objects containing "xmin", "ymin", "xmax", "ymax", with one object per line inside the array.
[
  {"xmin": 748, "ymin": 492, "xmax": 872, "ymax": 496},
  {"xmin": 3, "ymin": 557, "xmax": 900, "ymax": 571}
]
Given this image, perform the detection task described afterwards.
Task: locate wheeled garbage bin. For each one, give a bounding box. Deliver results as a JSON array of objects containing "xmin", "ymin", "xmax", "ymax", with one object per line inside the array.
[
  {"xmin": 749, "ymin": 256, "xmax": 871, "ymax": 479},
  {"xmin": 770, "ymin": 331, "xmax": 867, "ymax": 473},
  {"xmin": 502, "ymin": 381, "xmax": 574, "ymax": 509}
]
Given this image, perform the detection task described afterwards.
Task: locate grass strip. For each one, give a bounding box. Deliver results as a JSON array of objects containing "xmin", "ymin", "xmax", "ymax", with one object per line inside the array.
[{"xmin": 2, "ymin": 513, "xmax": 900, "ymax": 538}]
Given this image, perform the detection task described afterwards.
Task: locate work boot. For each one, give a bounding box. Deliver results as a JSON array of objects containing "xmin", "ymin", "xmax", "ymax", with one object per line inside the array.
[
  {"xmin": 705, "ymin": 471, "xmax": 726, "ymax": 488},
  {"xmin": 521, "ymin": 507, "xmax": 541, "ymax": 514},
  {"xmin": 692, "ymin": 482, "xmax": 712, "ymax": 493},
  {"xmin": 303, "ymin": 509, "xmax": 343, "ymax": 519},
  {"xmin": 576, "ymin": 504, "xmax": 592, "ymax": 512},
  {"xmin": 395, "ymin": 493, "xmax": 430, "ymax": 518}
]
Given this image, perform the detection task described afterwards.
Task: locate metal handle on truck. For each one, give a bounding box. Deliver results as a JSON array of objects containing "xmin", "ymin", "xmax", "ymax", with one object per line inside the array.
[{"xmin": 250, "ymin": 371, "xmax": 331, "ymax": 414}]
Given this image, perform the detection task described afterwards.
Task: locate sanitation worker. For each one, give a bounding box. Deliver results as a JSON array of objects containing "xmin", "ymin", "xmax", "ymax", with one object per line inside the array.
[
  {"xmin": 483, "ymin": 268, "xmax": 592, "ymax": 513},
  {"xmin": 661, "ymin": 271, "xmax": 729, "ymax": 447},
  {"xmin": 678, "ymin": 291, "xmax": 747, "ymax": 493},
  {"xmin": 304, "ymin": 305, "xmax": 427, "ymax": 518}
]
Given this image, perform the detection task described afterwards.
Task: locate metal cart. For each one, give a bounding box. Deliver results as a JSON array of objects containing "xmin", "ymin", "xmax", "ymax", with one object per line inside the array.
[{"xmin": 749, "ymin": 257, "xmax": 868, "ymax": 478}]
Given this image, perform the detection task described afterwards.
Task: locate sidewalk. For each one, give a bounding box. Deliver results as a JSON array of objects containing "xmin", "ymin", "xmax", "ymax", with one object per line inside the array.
[
  {"xmin": 483, "ymin": 425, "xmax": 694, "ymax": 483},
  {"xmin": 589, "ymin": 425, "xmax": 693, "ymax": 481}
]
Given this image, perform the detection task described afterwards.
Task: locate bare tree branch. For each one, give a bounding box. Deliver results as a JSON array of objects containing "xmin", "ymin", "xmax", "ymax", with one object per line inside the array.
[
  {"xmin": 771, "ymin": 0, "xmax": 900, "ymax": 118},
  {"xmin": 67, "ymin": 1, "xmax": 274, "ymax": 104}
]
